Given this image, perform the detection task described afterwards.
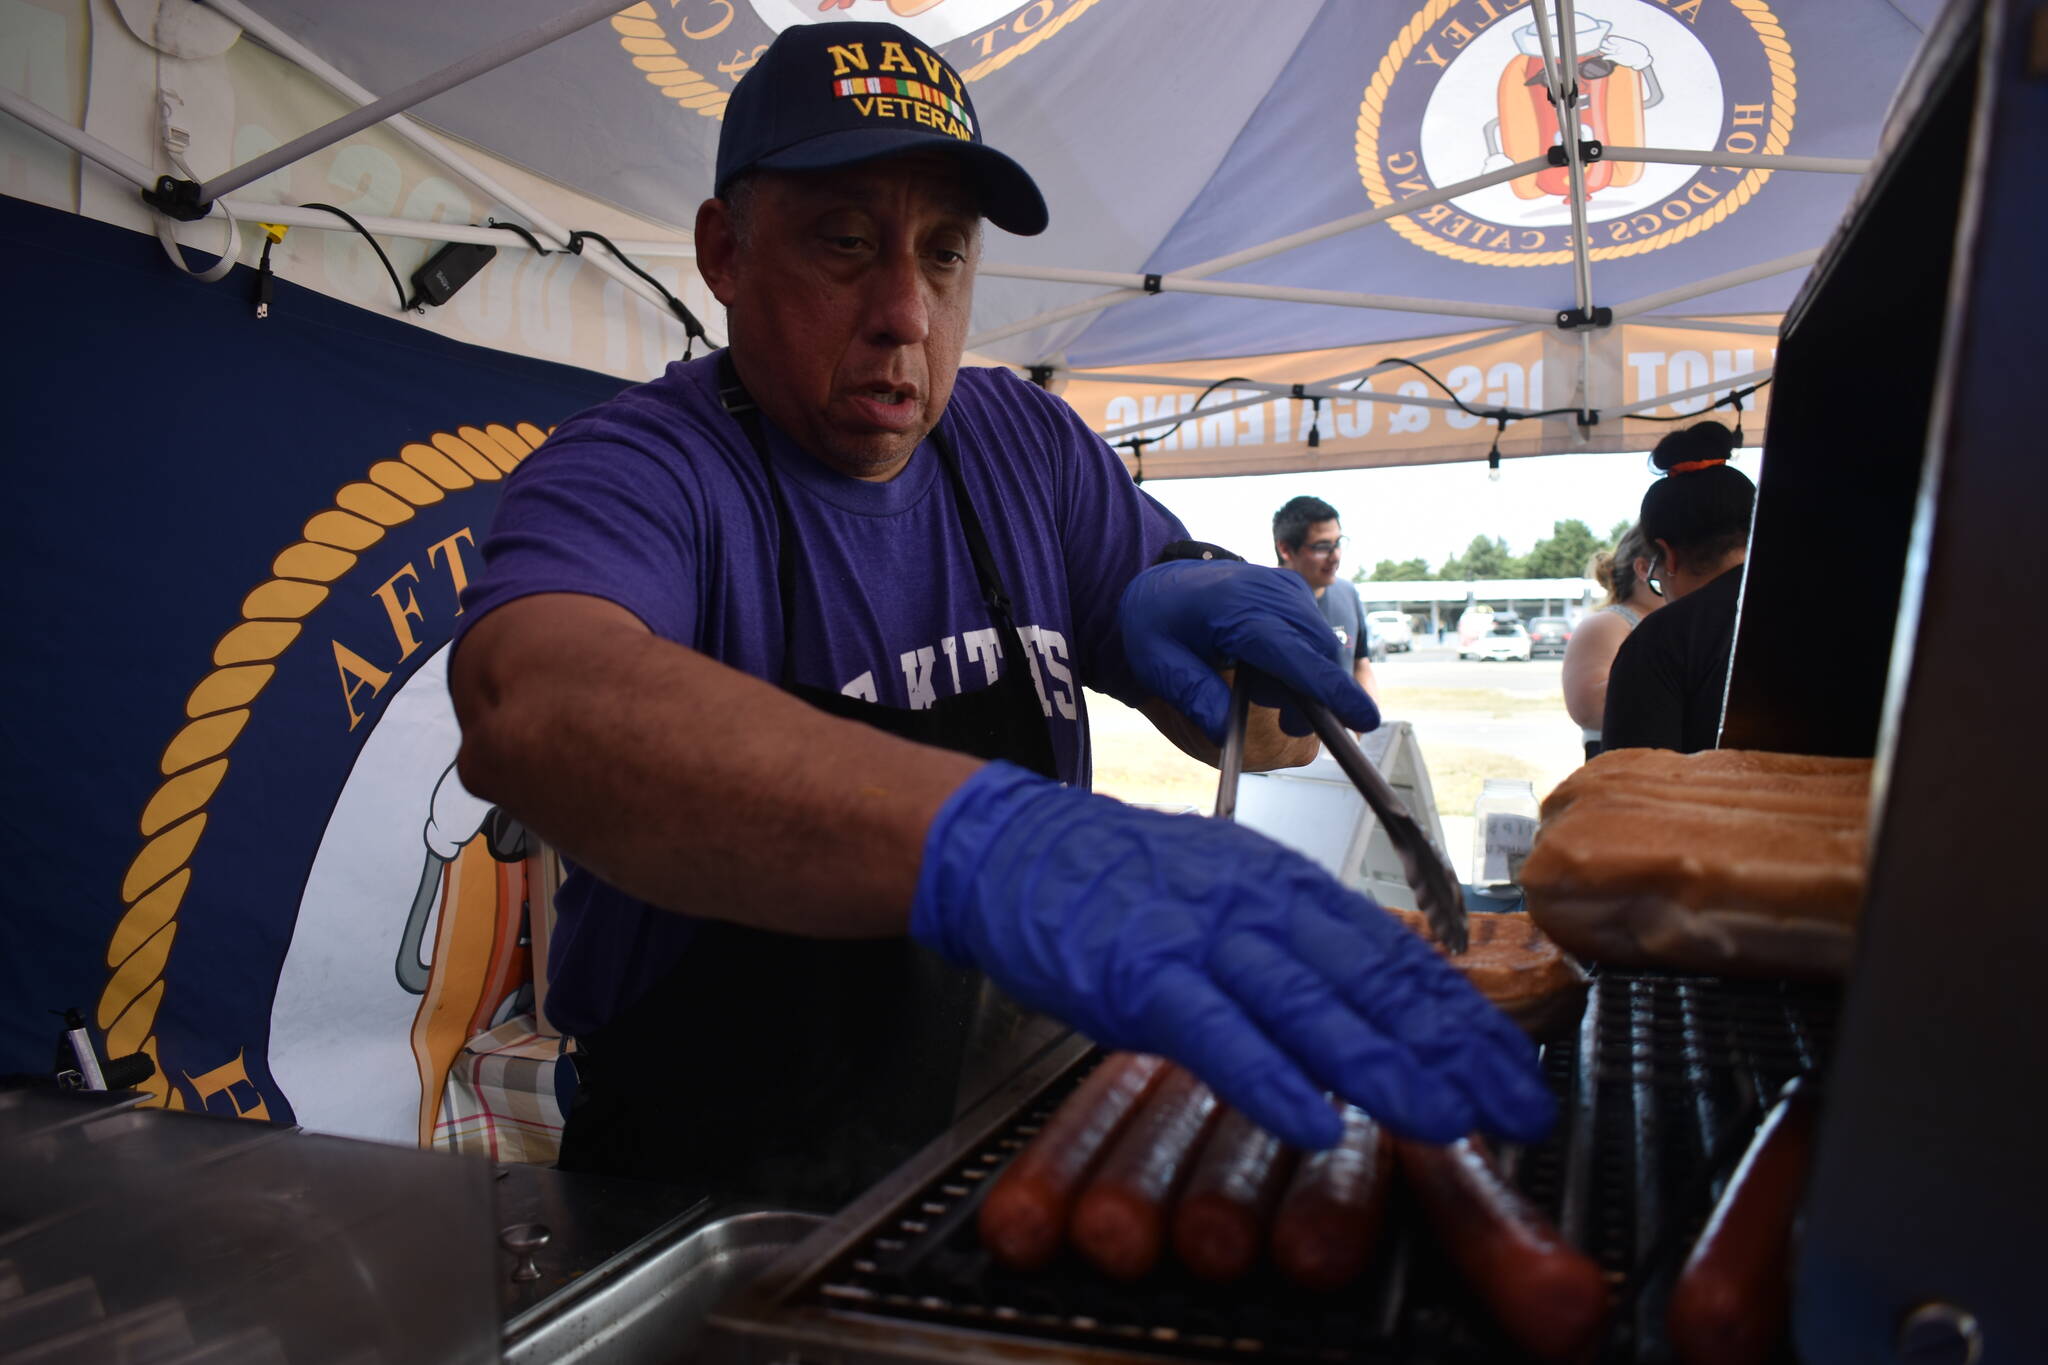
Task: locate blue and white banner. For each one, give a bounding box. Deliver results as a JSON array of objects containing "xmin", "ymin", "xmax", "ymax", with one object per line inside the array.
[{"xmin": 2, "ymin": 194, "xmax": 622, "ymax": 1140}]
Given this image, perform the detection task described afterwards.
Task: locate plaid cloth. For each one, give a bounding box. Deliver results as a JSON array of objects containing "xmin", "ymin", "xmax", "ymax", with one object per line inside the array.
[{"xmin": 432, "ymin": 1013, "xmax": 577, "ymax": 1164}]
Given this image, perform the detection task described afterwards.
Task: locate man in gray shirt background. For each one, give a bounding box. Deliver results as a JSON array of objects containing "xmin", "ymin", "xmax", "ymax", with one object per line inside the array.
[{"xmin": 1273, "ymin": 495, "xmax": 1381, "ymax": 706}]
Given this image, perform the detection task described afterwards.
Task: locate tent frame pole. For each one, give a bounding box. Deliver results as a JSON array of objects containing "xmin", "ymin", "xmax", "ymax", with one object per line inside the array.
[
  {"xmin": 1531, "ymin": 0, "xmax": 1601, "ymax": 432},
  {"xmin": 194, "ymin": 0, "xmax": 633, "ymax": 205},
  {"xmin": 1530, "ymin": 0, "xmax": 1597, "ymax": 321},
  {"xmin": 1610, "ymin": 249, "xmax": 1820, "ymax": 318},
  {"xmin": 966, "ymin": 154, "xmax": 1549, "ymax": 349},
  {"xmin": 1635, "ymin": 317, "xmax": 1782, "ymax": 337},
  {"xmin": 220, "ymin": 200, "xmax": 692, "ymax": 259},
  {"xmin": 1610, "ymin": 366, "xmax": 1773, "ymax": 419},
  {"xmin": 202, "ymin": 0, "xmax": 705, "ymax": 338},
  {"xmin": 0, "ymin": 86, "xmax": 156, "ymax": 189},
  {"xmin": 973, "ymin": 266, "xmax": 1556, "ymax": 325},
  {"xmin": 1603, "ymin": 146, "xmax": 1870, "ymax": 174}
]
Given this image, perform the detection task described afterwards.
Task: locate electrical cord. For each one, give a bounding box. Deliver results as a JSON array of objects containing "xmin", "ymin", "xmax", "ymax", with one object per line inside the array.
[
  {"xmin": 483, "ymin": 220, "xmax": 710, "ymax": 357},
  {"xmin": 1116, "ymin": 375, "xmax": 1254, "ymax": 484},
  {"xmin": 485, "ymin": 218, "xmax": 555, "ymax": 256},
  {"xmin": 1093, "ymin": 353, "xmax": 1761, "ymax": 481},
  {"xmin": 1624, "ymin": 380, "xmax": 1770, "ymax": 422},
  {"xmin": 300, "ymin": 202, "xmax": 412, "ymax": 313},
  {"xmin": 568, "ymin": 230, "xmax": 710, "ymax": 357}
]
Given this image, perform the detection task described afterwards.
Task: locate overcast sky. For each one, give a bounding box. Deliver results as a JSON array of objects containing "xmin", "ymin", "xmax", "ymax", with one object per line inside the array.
[{"xmin": 1139, "ymin": 446, "xmax": 1766, "ymax": 575}]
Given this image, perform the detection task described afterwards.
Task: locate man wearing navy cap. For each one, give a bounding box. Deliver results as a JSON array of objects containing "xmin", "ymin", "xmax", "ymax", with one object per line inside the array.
[{"xmin": 450, "ymin": 22, "xmax": 1551, "ymax": 1203}]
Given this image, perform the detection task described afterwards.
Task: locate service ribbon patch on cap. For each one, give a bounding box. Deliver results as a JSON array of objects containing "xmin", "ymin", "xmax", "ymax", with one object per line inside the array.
[{"xmin": 831, "ymin": 74, "xmax": 976, "ymax": 141}]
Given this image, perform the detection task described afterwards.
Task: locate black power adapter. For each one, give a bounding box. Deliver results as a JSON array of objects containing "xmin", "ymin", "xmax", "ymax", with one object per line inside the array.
[{"xmin": 409, "ymin": 240, "xmax": 497, "ymax": 308}]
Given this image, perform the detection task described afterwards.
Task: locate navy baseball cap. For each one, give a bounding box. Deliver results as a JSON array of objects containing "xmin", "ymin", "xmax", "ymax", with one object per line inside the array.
[{"xmin": 714, "ymin": 21, "xmax": 1048, "ymax": 236}]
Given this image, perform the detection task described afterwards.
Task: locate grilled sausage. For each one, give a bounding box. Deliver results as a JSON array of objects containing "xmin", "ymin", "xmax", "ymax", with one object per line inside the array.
[
  {"xmin": 1667, "ymin": 1077, "xmax": 1817, "ymax": 1365},
  {"xmin": 1170, "ymin": 1106, "xmax": 1297, "ymax": 1284},
  {"xmin": 1267, "ymin": 1104, "xmax": 1393, "ymax": 1291},
  {"xmin": 978, "ymin": 1052, "xmax": 1169, "ymax": 1272},
  {"xmin": 1396, "ymin": 1135, "xmax": 1611, "ymax": 1362},
  {"xmin": 1069, "ymin": 1066, "xmax": 1220, "ymax": 1280}
]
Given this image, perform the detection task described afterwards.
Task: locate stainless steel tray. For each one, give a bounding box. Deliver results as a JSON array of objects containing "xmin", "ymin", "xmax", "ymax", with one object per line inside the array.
[{"xmin": 505, "ymin": 1208, "xmax": 827, "ymax": 1365}]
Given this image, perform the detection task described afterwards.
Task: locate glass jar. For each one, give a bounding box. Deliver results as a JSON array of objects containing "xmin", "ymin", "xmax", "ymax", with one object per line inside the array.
[{"xmin": 1472, "ymin": 778, "xmax": 1541, "ymax": 891}]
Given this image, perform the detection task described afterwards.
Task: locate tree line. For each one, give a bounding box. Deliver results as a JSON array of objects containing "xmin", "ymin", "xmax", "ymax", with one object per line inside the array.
[{"xmin": 1355, "ymin": 519, "xmax": 1633, "ymax": 583}]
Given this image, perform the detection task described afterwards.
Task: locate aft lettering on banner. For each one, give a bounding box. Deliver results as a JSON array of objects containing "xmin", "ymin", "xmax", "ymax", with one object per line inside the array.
[{"xmin": 328, "ymin": 526, "xmax": 482, "ymax": 731}]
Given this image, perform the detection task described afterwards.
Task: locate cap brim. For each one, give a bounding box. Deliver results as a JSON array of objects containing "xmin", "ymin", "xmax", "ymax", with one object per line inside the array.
[{"xmin": 748, "ymin": 128, "xmax": 1049, "ymax": 237}]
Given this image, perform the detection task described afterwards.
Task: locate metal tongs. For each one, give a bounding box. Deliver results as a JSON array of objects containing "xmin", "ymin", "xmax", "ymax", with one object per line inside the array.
[{"xmin": 1214, "ymin": 668, "xmax": 1469, "ymax": 954}]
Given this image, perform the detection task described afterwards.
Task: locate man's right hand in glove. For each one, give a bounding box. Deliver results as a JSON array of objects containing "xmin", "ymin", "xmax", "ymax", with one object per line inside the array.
[{"xmin": 909, "ymin": 761, "xmax": 1556, "ymax": 1151}]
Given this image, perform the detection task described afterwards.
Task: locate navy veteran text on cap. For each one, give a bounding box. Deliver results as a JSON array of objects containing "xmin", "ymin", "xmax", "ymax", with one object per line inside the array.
[{"xmin": 714, "ymin": 22, "xmax": 1048, "ymax": 237}]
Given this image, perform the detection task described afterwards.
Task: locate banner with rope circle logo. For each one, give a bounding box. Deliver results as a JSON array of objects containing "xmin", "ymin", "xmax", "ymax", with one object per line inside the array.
[
  {"xmin": 610, "ymin": 0, "xmax": 1100, "ymax": 122},
  {"xmin": 99, "ymin": 424, "xmax": 550, "ymax": 1140},
  {"xmin": 1356, "ymin": 0, "xmax": 1795, "ymax": 267}
]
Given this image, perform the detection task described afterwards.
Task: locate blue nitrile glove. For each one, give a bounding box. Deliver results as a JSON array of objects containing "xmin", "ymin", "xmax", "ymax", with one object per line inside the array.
[
  {"xmin": 1119, "ymin": 559, "xmax": 1379, "ymax": 742},
  {"xmin": 910, "ymin": 762, "xmax": 1556, "ymax": 1150}
]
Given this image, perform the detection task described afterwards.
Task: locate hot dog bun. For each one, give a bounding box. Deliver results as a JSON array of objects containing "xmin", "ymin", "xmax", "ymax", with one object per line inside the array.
[{"xmin": 1523, "ymin": 749, "xmax": 1872, "ymax": 978}]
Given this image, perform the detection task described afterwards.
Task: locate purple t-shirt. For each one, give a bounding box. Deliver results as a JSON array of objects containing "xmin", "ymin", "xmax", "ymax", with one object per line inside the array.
[{"xmin": 453, "ymin": 353, "xmax": 1186, "ymax": 1036}]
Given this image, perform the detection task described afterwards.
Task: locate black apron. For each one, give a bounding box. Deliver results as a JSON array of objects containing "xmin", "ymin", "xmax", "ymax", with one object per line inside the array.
[{"xmin": 554, "ymin": 354, "xmax": 1059, "ymax": 1210}]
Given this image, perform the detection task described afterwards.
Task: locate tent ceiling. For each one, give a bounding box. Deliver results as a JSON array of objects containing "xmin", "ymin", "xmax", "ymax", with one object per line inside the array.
[
  {"xmin": 13, "ymin": 0, "xmax": 1939, "ymax": 473},
  {"xmin": 223, "ymin": 0, "xmax": 1935, "ymax": 371}
]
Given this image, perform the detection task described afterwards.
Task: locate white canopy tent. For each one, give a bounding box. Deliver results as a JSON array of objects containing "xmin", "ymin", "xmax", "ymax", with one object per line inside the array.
[{"xmin": 4, "ymin": 0, "xmax": 1942, "ymax": 478}]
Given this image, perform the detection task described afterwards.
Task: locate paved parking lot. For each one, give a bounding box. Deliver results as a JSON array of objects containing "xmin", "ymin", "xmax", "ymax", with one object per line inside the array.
[
  {"xmin": 1376, "ymin": 641, "xmax": 1568, "ymax": 696},
  {"xmin": 1089, "ymin": 643, "xmax": 1587, "ymax": 856}
]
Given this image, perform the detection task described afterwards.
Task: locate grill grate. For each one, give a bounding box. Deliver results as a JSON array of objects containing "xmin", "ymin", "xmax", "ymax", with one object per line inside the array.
[{"xmin": 801, "ymin": 969, "xmax": 1839, "ymax": 1363}]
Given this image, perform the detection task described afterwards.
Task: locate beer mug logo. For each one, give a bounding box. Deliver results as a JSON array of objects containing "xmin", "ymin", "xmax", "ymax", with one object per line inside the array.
[
  {"xmin": 1357, "ymin": 0, "xmax": 1795, "ymax": 267},
  {"xmin": 1484, "ymin": 11, "xmax": 1658, "ymax": 202}
]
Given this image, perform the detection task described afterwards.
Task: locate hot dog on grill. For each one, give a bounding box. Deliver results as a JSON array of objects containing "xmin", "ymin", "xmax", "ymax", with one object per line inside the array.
[
  {"xmin": 1667, "ymin": 1077, "xmax": 1817, "ymax": 1365},
  {"xmin": 977, "ymin": 1052, "xmax": 1169, "ymax": 1272},
  {"xmin": 1396, "ymin": 1135, "xmax": 1611, "ymax": 1362},
  {"xmin": 1069, "ymin": 1065, "xmax": 1220, "ymax": 1280},
  {"xmin": 1169, "ymin": 1106, "xmax": 1296, "ymax": 1284},
  {"xmin": 1268, "ymin": 1103, "xmax": 1393, "ymax": 1292}
]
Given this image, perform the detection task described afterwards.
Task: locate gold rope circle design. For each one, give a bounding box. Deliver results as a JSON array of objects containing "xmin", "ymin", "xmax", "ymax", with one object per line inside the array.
[
  {"xmin": 96, "ymin": 422, "xmax": 546, "ymax": 1111},
  {"xmin": 612, "ymin": 0, "xmax": 1100, "ymax": 121},
  {"xmin": 614, "ymin": 5, "xmax": 731, "ymax": 120},
  {"xmin": 1356, "ymin": 0, "xmax": 1797, "ymax": 267}
]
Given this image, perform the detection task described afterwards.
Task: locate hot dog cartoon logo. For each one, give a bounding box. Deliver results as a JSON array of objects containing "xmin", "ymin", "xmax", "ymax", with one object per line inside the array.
[
  {"xmin": 609, "ymin": 0, "xmax": 1099, "ymax": 122},
  {"xmin": 1357, "ymin": 0, "xmax": 1796, "ymax": 266},
  {"xmin": 95, "ymin": 425, "xmax": 548, "ymax": 1142}
]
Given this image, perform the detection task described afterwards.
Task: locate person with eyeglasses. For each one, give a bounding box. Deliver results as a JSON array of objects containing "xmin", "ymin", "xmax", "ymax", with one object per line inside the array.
[
  {"xmin": 1600, "ymin": 422, "xmax": 1756, "ymax": 754},
  {"xmin": 1273, "ymin": 495, "xmax": 1383, "ymax": 706},
  {"xmin": 1562, "ymin": 523, "xmax": 1665, "ymax": 760}
]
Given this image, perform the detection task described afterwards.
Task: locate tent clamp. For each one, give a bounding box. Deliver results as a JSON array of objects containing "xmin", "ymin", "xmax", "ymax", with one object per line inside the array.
[
  {"xmin": 1027, "ymin": 364, "xmax": 1056, "ymax": 389},
  {"xmin": 1555, "ymin": 306, "xmax": 1613, "ymax": 330},
  {"xmin": 1549, "ymin": 141, "xmax": 1604, "ymax": 166},
  {"xmin": 142, "ymin": 176, "xmax": 212, "ymax": 222},
  {"xmin": 1142, "ymin": 274, "xmax": 1163, "ymax": 294},
  {"xmin": 1576, "ymin": 409, "xmax": 1601, "ymax": 428}
]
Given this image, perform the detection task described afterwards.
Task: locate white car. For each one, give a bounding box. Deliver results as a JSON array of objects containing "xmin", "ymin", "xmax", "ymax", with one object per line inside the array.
[
  {"xmin": 1461, "ymin": 620, "xmax": 1532, "ymax": 662},
  {"xmin": 1365, "ymin": 610, "xmax": 1414, "ymax": 652}
]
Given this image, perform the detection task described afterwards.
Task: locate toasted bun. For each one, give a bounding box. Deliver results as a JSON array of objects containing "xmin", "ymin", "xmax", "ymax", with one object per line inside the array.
[{"xmin": 1522, "ymin": 752, "xmax": 1872, "ymax": 979}]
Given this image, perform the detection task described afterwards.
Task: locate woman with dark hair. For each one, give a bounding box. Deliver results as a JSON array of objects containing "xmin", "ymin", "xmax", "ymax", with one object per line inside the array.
[
  {"xmin": 1562, "ymin": 522, "xmax": 1663, "ymax": 759},
  {"xmin": 1601, "ymin": 422, "xmax": 1756, "ymax": 753}
]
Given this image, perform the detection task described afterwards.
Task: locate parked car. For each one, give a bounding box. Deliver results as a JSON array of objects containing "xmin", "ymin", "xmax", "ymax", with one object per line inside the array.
[
  {"xmin": 1363, "ymin": 618, "xmax": 1389, "ymax": 664},
  {"xmin": 1527, "ymin": 615, "xmax": 1572, "ymax": 658},
  {"xmin": 1365, "ymin": 610, "xmax": 1414, "ymax": 653},
  {"xmin": 1461, "ymin": 619, "xmax": 1533, "ymax": 662}
]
